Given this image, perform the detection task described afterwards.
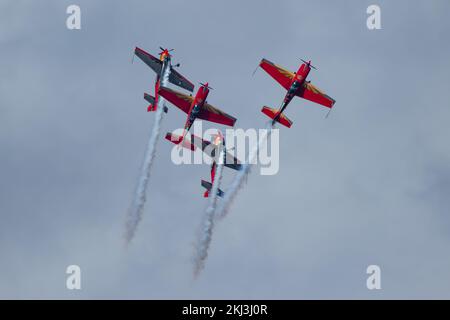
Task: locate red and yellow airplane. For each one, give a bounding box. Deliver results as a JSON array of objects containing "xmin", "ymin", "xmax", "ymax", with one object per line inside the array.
[
  {"xmin": 258, "ymin": 58, "xmax": 336, "ymax": 128},
  {"xmin": 165, "ymin": 130, "xmax": 241, "ymax": 198},
  {"xmin": 159, "ymin": 83, "xmax": 237, "ymax": 142},
  {"xmin": 134, "ymin": 46, "xmax": 194, "ymax": 113}
]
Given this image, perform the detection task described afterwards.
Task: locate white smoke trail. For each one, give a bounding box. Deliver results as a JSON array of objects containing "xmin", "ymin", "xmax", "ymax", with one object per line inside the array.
[
  {"xmin": 215, "ymin": 121, "xmax": 274, "ymax": 220},
  {"xmin": 124, "ymin": 67, "xmax": 170, "ymax": 246},
  {"xmin": 193, "ymin": 146, "xmax": 225, "ymax": 277}
]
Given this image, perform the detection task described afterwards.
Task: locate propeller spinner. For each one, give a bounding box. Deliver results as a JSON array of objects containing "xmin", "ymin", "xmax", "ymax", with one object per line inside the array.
[
  {"xmin": 159, "ymin": 47, "xmax": 174, "ymax": 55},
  {"xmin": 199, "ymin": 82, "xmax": 213, "ymax": 90},
  {"xmin": 301, "ymin": 59, "xmax": 317, "ymax": 70}
]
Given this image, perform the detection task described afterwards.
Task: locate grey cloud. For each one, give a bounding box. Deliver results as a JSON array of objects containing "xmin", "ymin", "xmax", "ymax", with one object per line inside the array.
[{"xmin": 1, "ymin": 0, "xmax": 450, "ymax": 299}]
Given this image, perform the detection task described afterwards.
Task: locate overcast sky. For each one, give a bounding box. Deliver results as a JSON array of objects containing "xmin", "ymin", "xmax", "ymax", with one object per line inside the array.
[{"xmin": 1, "ymin": 0, "xmax": 450, "ymax": 299}]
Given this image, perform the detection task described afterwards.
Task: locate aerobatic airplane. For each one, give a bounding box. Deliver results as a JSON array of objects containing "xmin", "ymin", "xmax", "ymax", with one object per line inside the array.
[
  {"xmin": 159, "ymin": 83, "xmax": 237, "ymax": 142},
  {"xmin": 258, "ymin": 58, "xmax": 336, "ymax": 128},
  {"xmin": 134, "ymin": 46, "xmax": 194, "ymax": 113},
  {"xmin": 165, "ymin": 130, "xmax": 241, "ymax": 197}
]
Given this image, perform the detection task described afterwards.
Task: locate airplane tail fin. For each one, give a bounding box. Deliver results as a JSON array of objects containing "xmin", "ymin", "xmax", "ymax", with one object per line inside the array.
[
  {"xmin": 261, "ymin": 106, "xmax": 292, "ymax": 128},
  {"xmin": 165, "ymin": 132, "xmax": 196, "ymax": 151},
  {"xmin": 144, "ymin": 93, "xmax": 168, "ymax": 113},
  {"xmin": 201, "ymin": 180, "xmax": 224, "ymax": 198}
]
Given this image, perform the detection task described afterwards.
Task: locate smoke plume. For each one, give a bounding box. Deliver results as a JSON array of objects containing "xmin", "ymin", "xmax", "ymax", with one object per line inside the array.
[
  {"xmin": 124, "ymin": 67, "xmax": 170, "ymax": 245},
  {"xmin": 193, "ymin": 146, "xmax": 225, "ymax": 277}
]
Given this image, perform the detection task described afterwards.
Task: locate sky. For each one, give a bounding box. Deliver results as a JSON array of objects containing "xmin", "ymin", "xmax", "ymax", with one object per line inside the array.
[{"xmin": 1, "ymin": 0, "xmax": 450, "ymax": 299}]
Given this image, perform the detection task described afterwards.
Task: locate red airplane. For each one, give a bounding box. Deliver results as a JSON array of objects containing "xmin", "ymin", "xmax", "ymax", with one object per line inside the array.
[
  {"xmin": 165, "ymin": 130, "xmax": 241, "ymax": 198},
  {"xmin": 258, "ymin": 58, "xmax": 336, "ymax": 128},
  {"xmin": 134, "ymin": 46, "xmax": 194, "ymax": 113},
  {"xmin": 159, "ymin": 83, "xmax": 237, "ymax": 142}
]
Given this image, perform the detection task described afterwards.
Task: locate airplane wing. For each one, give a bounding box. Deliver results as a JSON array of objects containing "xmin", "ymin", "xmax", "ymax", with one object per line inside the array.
[
  {"xmin": 158, "ymin": 86, "xmax": 193, "ymax": 114},
  {"xmin": 169, "ymin": 67, "xmax": 195, "ymax": 92},
  {"xmin": 223, "ymin": 151, "xmax": 242, "ymax": 171},
  {"xmin": 189, "ymin": 134, "xmax": 242, "ymax": 171},
  {"xmin": 299, "ymin": 82, "xmax": 336, "ymax": 108},
  {"xmin": 170, "ymin": 133, "xmax": 214, "ymax": 156},
  {"xmin": 259, "ymin": 58, "xmax": 295, "ymax": 90},
  {"xmin": 134, "ymin": 47, "xmax": 162, "ymax": 75},
  {"xmin": 198, "ymin": 103, "xmax": 237, "ymax": 127},
  {"xmin": 189, "ymin": 134, "xmax": 211, "ymax": 154},
  {"xmin": 165, "ymin": 132, "xmax": 196, "ymax": 150}
]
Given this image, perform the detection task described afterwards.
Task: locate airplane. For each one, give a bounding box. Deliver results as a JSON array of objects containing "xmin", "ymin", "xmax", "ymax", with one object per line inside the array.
[
  {"xmin": 158, "ymin": 82, "xmax": 237, "ymax": 142},
  {"xmin": 165, "ymin": 130, "xmax": 242, "ymax": 198},
  {"xmin": 257, "ymin": 58, "xmax": 336, "ymax": 128},
  {"xmin": 134, "ymin": 46, "xmax": 195, "ymax": 113}
]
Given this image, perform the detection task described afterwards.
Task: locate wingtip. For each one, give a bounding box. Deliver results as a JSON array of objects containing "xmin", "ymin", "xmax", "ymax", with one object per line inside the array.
[{"xmin": 134, "ymin": 46, "xmax": 142, "ymax": 54}]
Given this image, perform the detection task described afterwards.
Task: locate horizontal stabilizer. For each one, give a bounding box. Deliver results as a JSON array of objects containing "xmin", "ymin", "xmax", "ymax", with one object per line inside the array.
[
  {"xmin": 144, "ymin": 93, "xmax": 167, "ymax": 113},
  {"xmin": 201, "ymin": 180, "xmax": 224, "ymax": 198},
  {"xmin": 144, "ymin": 93, "xmax": 155, "ymax": 105},
  {"xmin": 165, "ymin": 132, "xmax": 196, "ymax": 151},
  {"xmin": 261, "ymin": 106, "xmax": 293, "ymax": 128}
]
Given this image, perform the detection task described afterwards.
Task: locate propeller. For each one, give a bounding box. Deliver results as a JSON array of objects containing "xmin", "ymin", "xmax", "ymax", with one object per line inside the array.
[
  {"xmin": 301, "ymin": 59, "xmax": 317, "ymax": 70},
  {"xmin": 199, "ymin": 82, "xmax": 213, "ymax": 90},
  {"xmin": 159, "ymin": 47, "xmax": 174, "ymax": 55},
  {"xmin": 211, "ymin": 130, "xmax": 224, "ymax": 143}
]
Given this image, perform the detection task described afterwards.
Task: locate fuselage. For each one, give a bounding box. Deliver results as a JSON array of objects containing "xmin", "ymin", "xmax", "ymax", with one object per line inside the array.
[
  {"xmin": 184, "ymin": 84, "xmax": 210, "ymax": 132},
  {"xmin": 277, "ymin": 61, "xmax": 312, "ymax": 117},
  {"xmin": 209, "ymin": 132, "xmax": 224, "ymax": 192},
  {"xmin": 153, "ymin": 50, "xmax": 172, "ymax": 110}
]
